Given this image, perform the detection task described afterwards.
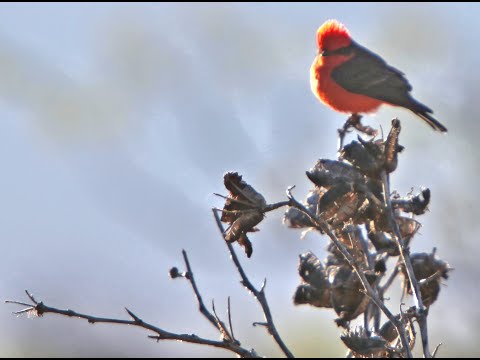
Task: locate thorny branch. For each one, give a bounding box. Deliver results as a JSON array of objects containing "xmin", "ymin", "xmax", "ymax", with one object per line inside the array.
[
  {"xmin": 179, "ymin": 249, "xmax": 230, "ymax": 339},
  {"xmin": 212, "ymin": 209, "xmax": 295, "ymax": 358},
  {"xmin": 7, "ymin": 281, "xmax": 257, "ymax": 358}
]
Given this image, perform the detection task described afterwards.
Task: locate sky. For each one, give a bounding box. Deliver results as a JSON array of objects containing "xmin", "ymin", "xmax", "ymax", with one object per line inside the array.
[{"xmin": 1, "ymin": 3, "xmax": 479, "ymax": 357}]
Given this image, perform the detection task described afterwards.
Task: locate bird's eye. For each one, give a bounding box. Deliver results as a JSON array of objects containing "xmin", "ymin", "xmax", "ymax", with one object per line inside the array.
[{"xmin": 336, "ymin": 47, "xmax": 351, "ymax": 55}]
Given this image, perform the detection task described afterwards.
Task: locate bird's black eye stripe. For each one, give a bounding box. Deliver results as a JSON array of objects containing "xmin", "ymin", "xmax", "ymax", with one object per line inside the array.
[{"xmin": 322, "ymin": 45, "xmax": 353, "ymax": 56}]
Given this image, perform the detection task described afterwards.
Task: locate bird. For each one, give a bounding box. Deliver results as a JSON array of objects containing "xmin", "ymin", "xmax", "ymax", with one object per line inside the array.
[{"xmin": 310, "ymin": 19, "xmax": 447, "ymax": 132}]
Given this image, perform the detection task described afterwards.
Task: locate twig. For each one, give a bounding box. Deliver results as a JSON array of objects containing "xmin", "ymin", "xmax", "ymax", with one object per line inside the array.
[
  {"xmin": 181, "ymin": 250, "xmax": 229, "ymax": 336},
  {"xmin": 418, "ymin": 270, "xmax": 447, "ymax": 287},
  {"xmin": 213, "ymin": 199, "xmax": 290, "ymax": 215},
  {"xmin": 286, "ymin": 188, "xmax": 413, "ymax": 358},
  {"xmin": 5, "ymin": 290, "xmax": 257, "ymax": 358},
  {"xmin": 213, "ymin": 193, "xmax": 257, "ymax": 209},
  {"xmin": 227, "ymin": 297, "xmax": 236, "ymax": 343},
  {"xmin": 381, "ymin": 170, "xmax": 431, "ymax": 358},
  {"xmin": 212, "ymin": 300, "xmax": 233, "ymax": 342},
  {"xmin": 432, "ymin": 343, "xmax": 442, "ymax": 358},
  {"xmin": 263, "ymin": 201, "xmax": 291, "ymax": 212},
  {"xmin": 212, "ymin": 209, "xmax": 294, "ymax": 358}
]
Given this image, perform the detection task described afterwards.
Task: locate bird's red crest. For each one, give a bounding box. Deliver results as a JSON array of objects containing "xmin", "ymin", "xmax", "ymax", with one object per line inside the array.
[{"xmin": 316, "ymin": 19, "xmax": 351, "ymax": 51}]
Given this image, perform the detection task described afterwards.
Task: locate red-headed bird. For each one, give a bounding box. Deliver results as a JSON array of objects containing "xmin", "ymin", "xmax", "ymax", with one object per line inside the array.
[{"xmin": 310, "ymin": 20, "xmax": 447, "ymax": 132}]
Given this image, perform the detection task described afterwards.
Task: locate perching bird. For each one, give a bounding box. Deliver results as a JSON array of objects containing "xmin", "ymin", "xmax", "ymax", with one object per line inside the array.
[{"xmin": 310, "ymin": 19, "xmax": 447, "ymax": 132}]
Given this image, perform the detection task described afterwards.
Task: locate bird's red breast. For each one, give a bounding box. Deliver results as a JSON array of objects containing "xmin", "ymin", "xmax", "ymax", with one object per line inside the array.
[{"xmin": 310, "ymin": 48, "xmax": 384, "ymax": 114}]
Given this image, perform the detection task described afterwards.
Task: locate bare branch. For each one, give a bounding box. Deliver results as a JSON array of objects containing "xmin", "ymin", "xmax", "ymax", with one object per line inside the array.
[
  {"xmin": 181, "ymin": 249, "xmax": 227, "ymax": 334},
  {"xmin": 212, "ymin": 209, "xmax": 294, "ymax": 358},
  {"xmin": 212, "ymin": 300, "xmax": 233, "ymax": 342},
  {"xmin": 381, "ymin": 170, "xmax": 431, "ymax": 358},
  {"xmin": 6, "ymin": 291, "xmax": 258, "ymax": 358}
]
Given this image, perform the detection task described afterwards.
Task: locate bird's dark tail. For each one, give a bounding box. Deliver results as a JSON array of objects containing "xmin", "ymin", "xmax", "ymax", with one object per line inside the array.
[
  {"xmin": 407, "ymin": 98, "xmax": 447, "ymax": 132},
  {"xmin": 415, "ymin": 111, "xmax": 448, "ymax": 132}
]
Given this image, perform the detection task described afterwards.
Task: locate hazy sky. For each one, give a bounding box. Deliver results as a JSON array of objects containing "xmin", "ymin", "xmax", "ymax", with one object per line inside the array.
[{"xmin": 1, "ymin": 3, "xmax": 479, "ymax": 357}]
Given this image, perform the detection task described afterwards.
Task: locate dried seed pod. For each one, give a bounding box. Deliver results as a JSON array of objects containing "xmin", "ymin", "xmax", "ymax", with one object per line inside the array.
[
  {"xmin": 306, "ymin": 159, "xmax": 363, "ymax": 188},
  {"xmin": 225, "ymin": 212, "xmax": 263, "ymax": 243},
  {"xmin": 293, "ymin": 252, "xmax": 331, "ymax": 308},
  {"xmin": 294, "ymin": 251, "xmax": 379, "ymax": 328},
  {"xmin": 367, "ymin": 229, "xmax": 398, "ymax": 256},
  {"xmin": 220, "ymin": 172, "xmax": 267, "ymax": 257},
  {"xmin": 221, "ymin": 172, "xmax": 266, "ymax": 223},
  {"xmin": 341, "ymin": 327, "xmax": 390, "ymax": 357},
  {"xmin": 401, "ymin": 251, "xmax": 450, "ymax": 307},
  {"xmin": 396, "ymin": 216, "xmax": 421, "ymax": 246},
  {"xmin": 319, "ymin": 182, "xmax": 353, "ymax": 213},
  {"xmin": 328, "ymin": 265, "xmax": 377, "ymax": 327},
  {"xmin": 341, "ymin": 139, "xmax": 384, "ymax": 178},
  {"xmin": 294, "ymin": 284, "xmax": 332, "ymax": 308},
  {"xmin": 320, "ymin": 191, "xmax": 367, "ymax": 228},
  {"xmin": 379, "ymin": 316, "xmax": 401, "ymax": 343},
  {"xmin": 327, "ymin": 226, "xmax": 368, "ymax": 266},
  {"xmin": 384, "ymin": 119, "xmax": 402, "ymax": 173},
  {"xmin": 283, "ymin": 188, "xmax": 322, "ymax": 229},
  {"xmin": 298, "ymin": 252, "xmax": 326, "ymax": 287},
  {"xmin": 236, "ymin": 233, "xmax": 254, "ymax": 258},
  {"xmin": 392, "ymin": 188, "xmax": 430, "ymax": 215},
  {"xmin": 379, "ymin": 309, "xmax": 416, "ymax": 351}
]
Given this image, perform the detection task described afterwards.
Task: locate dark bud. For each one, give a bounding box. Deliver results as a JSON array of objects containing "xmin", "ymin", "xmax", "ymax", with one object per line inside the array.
[{"xmin": 169, "ymin": 267, "xmax": 180, "ymax": 279}]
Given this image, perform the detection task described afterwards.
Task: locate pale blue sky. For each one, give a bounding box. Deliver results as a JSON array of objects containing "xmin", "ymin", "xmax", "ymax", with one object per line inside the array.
[{"xmin": 1, "ymin": 3, "xmax": 479, "ymax": 357}]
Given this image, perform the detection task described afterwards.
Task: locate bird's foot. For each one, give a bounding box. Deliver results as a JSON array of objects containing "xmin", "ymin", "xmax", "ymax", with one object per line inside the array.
[{"xmin": 337, "ymin": 114, "xmax": 378, "ymax": 152}]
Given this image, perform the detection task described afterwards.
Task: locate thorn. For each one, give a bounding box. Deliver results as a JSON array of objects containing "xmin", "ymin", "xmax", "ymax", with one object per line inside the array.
[
  {"xmin": 260, "ymin": 278, "xmax": 267, "ymax": 293},
  {"xmin": 125, "ymin": 307, "xmax": 141, "ymax": 322},
  {"xmin": 252, "ymin": 322, "xmax": 268, "ymax": 328}
]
